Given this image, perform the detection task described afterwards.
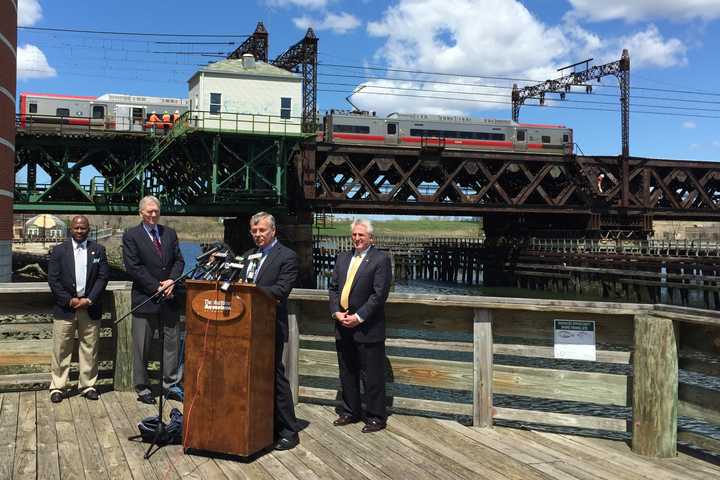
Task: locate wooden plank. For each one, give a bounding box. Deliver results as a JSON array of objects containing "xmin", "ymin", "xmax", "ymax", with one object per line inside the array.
[
  {"xmin": 494, "ymin": 343, "xmax": 630, "ymax": 364},
  {"xmin": 294, "ymin": 404, "xmax": 392, "ymax": 480},
  {"xmin": 299, "ymin": 350, "xmax": 628, "ymax": 406},
  {"xmin": 678, "ymin": 383, "xmax": 720, "ymax": 427},
  {"xmin": 387, "ymin": 413, "xmax": 549, "ymax": 480},
  {"xmin": 12, "ymin": 391, "xmax": 38, "ymax": 479},
  {"xmin": 299, "ymin": 404, "xmax": 439, "ymax": 480},
  {"xmin": 85, "ymin": 392, "xmax": 134, "ymax": 480},
  {"xmin": 0, "ymin": 393, "xmax": 18, "ymax": 480},
  {"xmin": 256, "ymin": 453, "xmax": 304, "ymax": 480},
  {"xmin": 36, "ymin": 392, "xmax": 61, "ymax": 480},
  {"xmin": 112, "ymin": 289, "xmax": 133, "ymax": 391},
  {"xmin": 283, "ymin": 443, "xmax": 351, "ymax": 480},
  {"xmin": 678, "ymin": 431, "xmax": 720, "ymax": 457},
  {"xmin": 100, "ymin": 392, "xmax": 159, "ymax": 480},
  {"xmin": 69, "ymin": 395, "xmax": 109, "ymax": 478},
  {"xmin": 213, "ymin": 456, "xmax": 275, "ymax": 480},
  {"xmin": 53, "ymin": 395, "xmax": 86, "ymax": 480},
  {"xmin": 632, "ymin": 314, "xmax": 678, "ymax": 458},
  {"xmin": 473, "ymin": 308, "xmax": 493, "ymax": 427},
  {"xmin": 285, "ymin": 313, "xmax": 299, "ymax": 405},
  {"xmin": 493, "ymin": 407, "xmax": 627, "ymax": 432}
]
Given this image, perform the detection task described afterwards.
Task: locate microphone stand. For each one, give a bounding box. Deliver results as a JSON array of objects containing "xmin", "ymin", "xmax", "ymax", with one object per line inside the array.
[{"xmin": 123, "ymin": 260, "xmax": 215, "ymax": 459}]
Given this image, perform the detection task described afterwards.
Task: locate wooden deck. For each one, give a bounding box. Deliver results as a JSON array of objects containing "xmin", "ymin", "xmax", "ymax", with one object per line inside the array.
[{"xmin": 1, "ymin": 392, "xmax": 719, "ymax": 480}]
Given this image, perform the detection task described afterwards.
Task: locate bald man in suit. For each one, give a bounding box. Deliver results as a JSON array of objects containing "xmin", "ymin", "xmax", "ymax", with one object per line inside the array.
[{"xmin": 329, "ymin": 219, "xmax": 392, "ymax": 433}]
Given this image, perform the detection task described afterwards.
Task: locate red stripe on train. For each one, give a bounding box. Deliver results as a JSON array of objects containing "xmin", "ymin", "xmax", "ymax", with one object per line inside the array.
[
  {"xmin": 21, "ymin": 92, "xmax": 97, "ymax": 100},
  {"xmin": 401, "ymin": 137, "xmax": 514, "ymax": 148},
  {"xmin": 333, "ymin": 133, "xmax": 386, "ymax": 141},
  {"xmin": 68, "ymin": 118, "xmax": 91, "ymax": 125}
]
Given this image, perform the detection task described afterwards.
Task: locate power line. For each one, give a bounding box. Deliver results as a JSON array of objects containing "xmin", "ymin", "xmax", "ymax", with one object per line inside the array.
[{"xmin": 18, "ymin": 26, "xmax": 249, "ymax": 38}]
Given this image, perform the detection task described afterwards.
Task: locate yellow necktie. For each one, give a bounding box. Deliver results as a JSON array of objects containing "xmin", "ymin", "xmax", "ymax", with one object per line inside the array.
[{"xmin": 340, "ymin": 254, "xmax": 362, "ymax": 310}]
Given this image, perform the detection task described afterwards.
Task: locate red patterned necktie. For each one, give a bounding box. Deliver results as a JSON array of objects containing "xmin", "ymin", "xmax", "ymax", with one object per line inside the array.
[{"xmin": 150, "ymin": 229, "xmax": 162, "ymax": 256}]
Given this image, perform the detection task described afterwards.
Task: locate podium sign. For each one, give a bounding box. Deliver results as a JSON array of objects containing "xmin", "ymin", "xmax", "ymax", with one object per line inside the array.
[{"xmin": 183, "ymin": 280, "xmax": 276, "ymax": 457}]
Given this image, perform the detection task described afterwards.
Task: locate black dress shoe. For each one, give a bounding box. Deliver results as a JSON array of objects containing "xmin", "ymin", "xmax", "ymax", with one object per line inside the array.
[
  {"xmin": 137, "ymin": 393, "xmax": 156, "ymax": 405},
  {"xmin": 362, "ymin": 418, "xmax": 386, "ymax": 433},
  {"xmin": 82, "ymin": 388, "xmax": 99, "ymax": 400},
  {"xmin": 50, "ymin": 391, "xmax": 63, "ymax": 403},
  {"xmin": 333, "ymin": 414, "xmax": 361, "ymax": 426},
  {"xmin": 274, "ymin": 433, "xmax": 299, "ymax": 451}
]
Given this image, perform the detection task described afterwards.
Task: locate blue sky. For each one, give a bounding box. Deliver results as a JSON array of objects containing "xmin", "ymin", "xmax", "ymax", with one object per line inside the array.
[{"xmin": 15, "ymin": 0, "xmax": 720, "ymax": 162}]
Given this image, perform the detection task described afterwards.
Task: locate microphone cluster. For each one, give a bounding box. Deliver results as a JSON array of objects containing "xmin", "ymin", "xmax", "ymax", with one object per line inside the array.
[{"xmin": 192, "ymin": 242, "xmax": 247, "ymax": 292}]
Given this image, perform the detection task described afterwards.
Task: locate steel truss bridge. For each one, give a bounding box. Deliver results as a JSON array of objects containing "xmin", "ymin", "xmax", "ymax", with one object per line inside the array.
[{"xmin": 13, "ymin": 121, "xmax": 720, "ymax": 236}]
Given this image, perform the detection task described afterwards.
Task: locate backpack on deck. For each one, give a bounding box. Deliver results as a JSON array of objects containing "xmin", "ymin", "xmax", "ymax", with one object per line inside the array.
[{"xmin": 136, "ymin": 408, "xmax": 183, "ymax": 445}]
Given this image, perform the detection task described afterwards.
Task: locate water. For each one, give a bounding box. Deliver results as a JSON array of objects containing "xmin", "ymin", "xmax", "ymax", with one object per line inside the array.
[{"xmin": 179, "ymin": 241, "xmax": 203, "ymax": 273}]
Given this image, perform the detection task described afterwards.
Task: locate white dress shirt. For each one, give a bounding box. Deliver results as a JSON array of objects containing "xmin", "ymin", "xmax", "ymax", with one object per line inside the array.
[{"xmin": 73, "ymin": 239, "xmax": 88, "ymax": 297}]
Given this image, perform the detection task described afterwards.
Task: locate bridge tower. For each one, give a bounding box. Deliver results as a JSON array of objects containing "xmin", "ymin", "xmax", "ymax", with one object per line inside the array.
[{"xmin": 0, "ymin": 0, "xmax": 16, "ymax": 281}]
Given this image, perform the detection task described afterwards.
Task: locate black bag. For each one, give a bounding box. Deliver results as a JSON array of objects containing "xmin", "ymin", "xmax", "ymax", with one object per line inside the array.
[{"xmin": 137, "ymin": 408, "xmax": 183, "ymax": 445}]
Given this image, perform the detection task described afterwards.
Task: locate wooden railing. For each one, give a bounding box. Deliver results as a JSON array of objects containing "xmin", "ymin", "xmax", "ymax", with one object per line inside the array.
[{"xmin": 2, "ymin": 282, "xmax": 720, "ymax": 458}]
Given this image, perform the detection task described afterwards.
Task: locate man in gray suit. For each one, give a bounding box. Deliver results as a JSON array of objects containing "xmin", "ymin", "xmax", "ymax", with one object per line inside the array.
[
  {"xmin": 122, "ymin": 195, "xmax": 185, "ymax": 404},
  {"xmin": 329, "ymin": 219, "xmax": 392, "ymax": 433}
]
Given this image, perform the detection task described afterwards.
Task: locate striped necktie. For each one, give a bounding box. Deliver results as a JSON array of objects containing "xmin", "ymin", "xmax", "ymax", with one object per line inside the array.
[
  {"xmin": 150, "ymin": 229, "xmax": 162, "ymax": 256},
  {"xmin": 340, "ymin": 254, "xmax": 362, "ymax": 311}
]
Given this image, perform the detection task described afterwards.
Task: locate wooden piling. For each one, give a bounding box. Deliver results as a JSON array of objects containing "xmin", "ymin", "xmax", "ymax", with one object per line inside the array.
[
  {"xmin": 473, "ymin": 308, "xmax": 493, "ymax": 428},
  {"xmin": 632, "ymin": 314, "xmax": 678, "ymax": 458},
  {"xmin": 111, "ymin": 289, "xmax": 133, "ymax": 391}
]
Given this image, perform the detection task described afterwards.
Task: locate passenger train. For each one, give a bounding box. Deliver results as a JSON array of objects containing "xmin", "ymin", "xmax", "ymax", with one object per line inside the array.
[
  {"xmin": 18, "ymin": 91, "xmax": 572, "ymax": 155},
  {"xmin": 18, "ymin": 92, "xmax": 189, "ymax": 131},
  {"xmin": 322, "ymin": 111, "xmax": 573, "ymax": 155}
]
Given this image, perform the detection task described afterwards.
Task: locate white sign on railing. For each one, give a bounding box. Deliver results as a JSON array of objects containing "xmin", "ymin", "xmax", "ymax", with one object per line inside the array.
[{"xmin": 554, "ymin": 319, "xmax": 596, "ymax": 361}]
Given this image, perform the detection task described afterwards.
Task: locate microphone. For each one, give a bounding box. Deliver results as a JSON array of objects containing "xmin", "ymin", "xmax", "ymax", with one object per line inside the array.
[{"xmin": 196, "ymin": 242, "xmax": 224, "ymax": 262}]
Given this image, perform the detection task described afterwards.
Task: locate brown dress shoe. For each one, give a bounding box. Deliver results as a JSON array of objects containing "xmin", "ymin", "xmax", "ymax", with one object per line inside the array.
[
  {"xmin": 362, "ymin": 418, "xmax": 386, "ymax": 433},
  {"xmin": 333, "ymin": 414, "xmax": 361, "ymax": 426},
  {"xmin": 82, "ymin": 388, "xmax": 99, "ymax": 400}
]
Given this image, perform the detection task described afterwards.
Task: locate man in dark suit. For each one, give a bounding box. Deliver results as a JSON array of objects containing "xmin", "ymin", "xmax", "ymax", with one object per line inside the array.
[
  {"xmin": 242, "ymin": 211, "xmax": 300, "ymax": 451},
  {"xmin": 48, "ymin": 215, "xmax": 109, "ymax": 403},
  {"xmin": 329, "ymin": 219, "xmax": 392, "ymax": 433},
  {"xmin": 122, "ymin": 195, "xmax": 185, "ymax": 404}
]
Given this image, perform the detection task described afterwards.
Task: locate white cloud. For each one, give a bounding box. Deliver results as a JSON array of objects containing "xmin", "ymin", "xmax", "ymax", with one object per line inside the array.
[
  {"xmin": 265, "ymin": 0, "xmax": 329, "ymax": 10},
  {"xmin": 683, "ymin": 121, "xmax": 697, "ymax": 129},
  {"xmin": 568, "ymin": 0, "xmax": 720, "ymax": 23},
  {"xmin": 359, "ymin": 0, "xmax": 689, "ymax": 114},
  {"xmin": 18, "ymin": 0, "xmax": 42, "ymax": 27},
  {"xmin": 17, "ymin": 44, "xmax": 56, "ymax": 80},
  {"xmin": 293, "ymin": 12, "xmax": 361, "ymax": 34}
]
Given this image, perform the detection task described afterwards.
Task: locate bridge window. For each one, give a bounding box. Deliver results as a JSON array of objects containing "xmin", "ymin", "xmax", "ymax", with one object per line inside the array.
[
  {"xmin": 56, "ymin": 108, "xmax": 70, "ymax": 117},
  {"xmin": 333, "ymin": 124, "xmax": 370, "ymax": 134},
  {"xmin": 29, "ymin": 103, "xmax": 37, "ymax": 114},
  {"xmin": 92, "ymin": 105, "xmax": 105, "ymax": 119},
  {"xmin": 209, "ymin": 93, "xmax": 221, "ymax": 115},
  {"xmin": 280, "ymin": 97, "xmax": 291, "ymax": 119},
  {"xmin": 563, "ymin": 134, "xmax": 569, "ymax": 143},
  {"xmin": 542, "ymin": 135, "xmax": 551, "ymax": 143}
]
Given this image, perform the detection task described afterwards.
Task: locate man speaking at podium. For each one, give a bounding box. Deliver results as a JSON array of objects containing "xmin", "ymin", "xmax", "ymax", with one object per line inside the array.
[{"xmin": 242, "ymin": 211, "xmax": 300, "ymax": 451}]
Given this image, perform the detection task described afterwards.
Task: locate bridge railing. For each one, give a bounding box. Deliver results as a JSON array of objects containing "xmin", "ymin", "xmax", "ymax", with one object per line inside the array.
[
  {"xmin": 2, "ymin": 282, "xmax": 719, "ymax": 458},
  {"xmin": 186, "ymin": 110, "xmax": 304, "ymax": 136}
]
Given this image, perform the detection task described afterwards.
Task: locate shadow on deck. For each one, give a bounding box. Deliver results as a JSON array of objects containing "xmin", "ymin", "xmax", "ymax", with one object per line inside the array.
[{"xmin": 1, "ymin": 390, "xmax": 719, "ymax": 480}]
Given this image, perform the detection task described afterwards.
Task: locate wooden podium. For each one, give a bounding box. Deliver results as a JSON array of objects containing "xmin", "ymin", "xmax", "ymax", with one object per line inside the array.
[{"xmin": 182, "ymin": 280, "xmax": 276, "ymax": 457}]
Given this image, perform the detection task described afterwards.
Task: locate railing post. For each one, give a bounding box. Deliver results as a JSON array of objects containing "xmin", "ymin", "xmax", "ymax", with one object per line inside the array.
[
  {"xmin": 473, "ymin": 308, "xmax": 493, "ymax": 427},
  {"xmin": 285, "ymin": 306, "xmax": 300, "ymax": 405},
  {"xmin": 112, "ymin": 288, "xmax": 134, "ymax": 391},
  {"xmin": 632, "ymin": 314, "xmax": 678, "ymax": 457}
]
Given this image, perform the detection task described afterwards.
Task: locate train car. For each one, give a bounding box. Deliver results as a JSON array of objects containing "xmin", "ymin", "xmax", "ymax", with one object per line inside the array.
[
  {"xmin": 323, "ymin": 111, "xmax": 573, "ymax": 155},
  {"xmin": 18, "ymin": 92, "xmax": 189, "ymax": 131}
]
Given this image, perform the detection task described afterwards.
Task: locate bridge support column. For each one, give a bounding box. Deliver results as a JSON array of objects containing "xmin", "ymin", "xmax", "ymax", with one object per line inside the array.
[{"xmin": 224, "ymin": 211, "xmax": 314, "ymax": 288}]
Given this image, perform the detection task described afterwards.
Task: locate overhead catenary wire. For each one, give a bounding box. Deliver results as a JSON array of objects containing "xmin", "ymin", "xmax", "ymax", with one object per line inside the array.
[{"xmin": 18, "ymin": 25, "xmax": 249, "ymax": 38}]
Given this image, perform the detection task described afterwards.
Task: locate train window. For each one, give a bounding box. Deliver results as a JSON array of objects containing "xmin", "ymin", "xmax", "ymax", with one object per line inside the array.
[
  {"xmin": 56, "ymin": 108, "xmax": 70, "ymax": 117},
  {"xmin": 280, "ymin": 97, "xmax": 291, "ymax": 119},
  {"xmin": 387, "ymin": 123, "xmax": 397, "ymax": 135},
  {"xmin": 542, "ymin": 135, "xmax": 551, "ymax": 143},
  {"xmin": 333, "ymin": 124, "xmax": 370, "ymax": 134},
  {"xmin": 563, "ymin": 134, "xmax": 569, "ymax": 143},
  {"xmin": 29, "ymin": 103, "xmax": 37, "ymax": 113},
  {"xmin": 517, "ymin": 130, "xmax": 525, "ymax": 142},
  {"xmin": 92, "ymin": 106, "xmax": 105, "ymax": 119},
  {"xmin": 209, "ymin": 93, "xmax": 221, "ymax": 115}
]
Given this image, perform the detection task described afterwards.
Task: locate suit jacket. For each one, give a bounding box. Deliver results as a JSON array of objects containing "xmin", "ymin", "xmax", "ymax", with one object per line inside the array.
[
  {"xmin": 241, "ymin": 242, "xmax": 298, "ymax": 344},
  {"xmin": 122, "ymin": 223, "xmax": 185, "ymax": 314},
  {"xmin": 48, "ymin": 239, "xmax": 110, "ymax": 320},
  {"xmin": 329, "ymin": 246, "xmax": 392, "ymax": 343}
]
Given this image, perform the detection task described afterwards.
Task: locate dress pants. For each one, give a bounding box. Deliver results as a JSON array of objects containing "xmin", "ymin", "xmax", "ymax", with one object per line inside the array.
[
  {"xmin": 335, "ymin": 337, "xmax": 386, "ymax": 421},
  {"xmin": 50, "ymin": 309, "xmax": 99, "ymax": 392},
  {"xmin": 132, "ymin": 308, "xmax": 180, "ymax": 396},
  {"xmin": 275, "ymin": 340, "xmax": 299, "ymax": 438}
]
